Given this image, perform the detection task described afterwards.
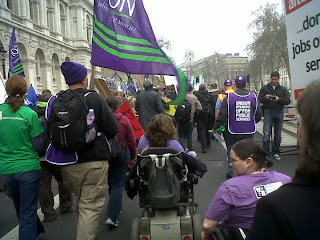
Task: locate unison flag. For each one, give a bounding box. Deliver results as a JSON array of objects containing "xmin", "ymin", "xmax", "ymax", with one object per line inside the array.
[
  {"xmin": 8, "ymin": 28, "xmax": 25, "ymax": 77},
  {"xmin": 91, "ymin": 0, "xmax": 187, "ymax": 104},
  {"xmin": 25, "ymin": 84, "xmax": 38, "ymax": 109}
]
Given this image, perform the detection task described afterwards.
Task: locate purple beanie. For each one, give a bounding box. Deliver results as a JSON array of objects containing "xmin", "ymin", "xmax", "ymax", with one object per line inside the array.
[{"xmin": 61, "ymin": 61, "xmax": 87, "ymax": 85}]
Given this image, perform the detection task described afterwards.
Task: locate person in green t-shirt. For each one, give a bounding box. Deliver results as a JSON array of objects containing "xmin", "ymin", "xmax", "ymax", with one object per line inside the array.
[{"xmin": 0, "ymin": 75, "xmax": 45, "ymax": 240}]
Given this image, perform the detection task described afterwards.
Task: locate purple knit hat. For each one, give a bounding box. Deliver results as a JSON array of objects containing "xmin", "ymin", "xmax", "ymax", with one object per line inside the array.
[{"xmin": 61, "ymin": 61, "xmax": 87, "ymax": 85}]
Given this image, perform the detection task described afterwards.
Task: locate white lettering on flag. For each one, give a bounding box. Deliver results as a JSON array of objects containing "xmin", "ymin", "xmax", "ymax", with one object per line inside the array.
[{"xmin": 235, "ymin": 101, "xmax": 251, "ymax": 121}]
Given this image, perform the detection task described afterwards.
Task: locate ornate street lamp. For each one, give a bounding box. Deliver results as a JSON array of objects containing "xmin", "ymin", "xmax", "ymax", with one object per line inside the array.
[{"xmin": 0, "ymin": 45, "xmax": 7, "ymax": 79}]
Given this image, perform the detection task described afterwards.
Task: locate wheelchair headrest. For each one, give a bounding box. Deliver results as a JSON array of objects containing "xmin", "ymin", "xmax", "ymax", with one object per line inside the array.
[{"xmin": 139, "ymin": 146, "xmax": 181, "ymax": 157}]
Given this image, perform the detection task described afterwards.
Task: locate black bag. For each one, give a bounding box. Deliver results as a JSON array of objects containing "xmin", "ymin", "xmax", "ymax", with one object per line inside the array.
[
  {"xmin": 49, "ymin": 90, "xmax": 93, "ymax": 151},
  {"xmin": 38, "ymin": 113, "xmax": 50, "ymax": 157},
  {"xmin": 199, "ymin": 93, "xmax": 212, "ymax": 113},
  {"xmin": 175, "ymin": 99, "xmax": 192, "ymax": 123},
  {"xmin": 148, "ymin": 154, "xmax": 181, "ymax": 208},
  {"xmin": 107, "ymin": 135, "xmax": 122, "ymax": 161}
]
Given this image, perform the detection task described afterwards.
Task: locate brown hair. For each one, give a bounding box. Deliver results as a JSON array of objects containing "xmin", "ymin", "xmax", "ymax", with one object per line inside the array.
[
  {"xmin": 232, "ymin": 139, "xmax": 273, "ymax": 170},
  {"xmin": 296, "ymin": 80, "xmax": 320, "ymax": 183},
  {"xmin": 106, "ymin": 96, "xmax": 120, "ymax": 112},
  {"xmin": 145, "ymin": 114, "xmax": 176, "ymax": 147},
  {"xmin": 5, "ymin": 75, "xmax": 28, "ymax": 112},
  {"xmin": 38, "ymin": 93, "xmax": 52, "ymax": 102}
]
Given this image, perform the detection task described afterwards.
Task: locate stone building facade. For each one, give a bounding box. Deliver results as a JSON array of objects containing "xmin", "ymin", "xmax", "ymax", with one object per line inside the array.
[{"xmin": 0, "ymin": 0, "xmax": 98, "ymax": 94}]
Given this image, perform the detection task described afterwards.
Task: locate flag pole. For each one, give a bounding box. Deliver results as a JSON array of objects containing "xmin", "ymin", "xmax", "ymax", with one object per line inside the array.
[
  {"xmin": 0, "ymin": 71, "xmax": 5, "ymax": 87},
  {"xmin": 90, "ymin": 65, "xmax": 95, "ymax": 90}
]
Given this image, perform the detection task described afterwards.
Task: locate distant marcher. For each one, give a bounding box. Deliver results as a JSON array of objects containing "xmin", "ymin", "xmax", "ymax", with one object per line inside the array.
[
  {"xmin": 176, "ymin": 83, "xmax": 202, "ymax": 151},
  {"xmin": 208, "ymin": 82, "xmax": 219, "ymax": 129},
  {"xmin": 135, "ymin": 80, "xmax": 164, "ymax": 130},
  {"xmin": 126, "ymin": 91, "xmax": 136, "ymax": 114},
  {"xmin": 213, "ymin": 75, "xmax": 262, "ymax": 179},
  {"xmin": 248, "ymin": 80, "xmax": 320, "ymax": 240},
  {"xmin": 215, "ymin": 79, "xmax": 234, "ymax": 120},
  {"xmin": 48, "ymin": 62, "xmax": 118, "ymax": 240},
  {"xmin": 258, "ymin": 71, "xmax": 291, "ymax": 161},
  {"xmin": 194, "ymin": 83, "xmax": 212, "ymax": 153},
  {"xmin": 202, "ymin": 139, "xmax": 290, "ymax": 239},
  {"xmin": 42, "ymin": 89, "xmax": 52, "ymax": 95},
  {"xmin": 0, "ymin": 75, "xmax": 45, "ymax": 240},
  {"xmin": 35, "ymin": 92, "xmax": 73, "ymax": 222}
]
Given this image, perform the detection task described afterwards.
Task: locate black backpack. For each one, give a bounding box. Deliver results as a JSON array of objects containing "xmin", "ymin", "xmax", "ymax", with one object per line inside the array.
[
  {"xmin": 35, "ymin": 109, "xmax": 50, "ymax": 157},
  {"xmin": 175, "ymin": 99, "xmax": 192, "ymax": 123},
  {"xmin": 49, "ymin": 90, "xmax": 93, "ymax": 151},
  {"xmin": 107, "ymin": 115, "xmax": 123, "ymax": 162},
  {"xmin": 199, "ymin": 93, "xmax": 212, "ymax": 113}
]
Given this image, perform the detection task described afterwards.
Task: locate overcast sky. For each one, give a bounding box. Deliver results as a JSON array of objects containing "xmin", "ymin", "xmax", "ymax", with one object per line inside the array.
[{"xmin": 143, "ymin": 0, "xmax": 283, "ymax": 65}]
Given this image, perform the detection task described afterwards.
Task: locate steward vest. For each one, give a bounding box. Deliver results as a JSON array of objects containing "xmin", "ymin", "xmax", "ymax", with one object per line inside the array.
[
  {"xmin": 218, "ymin": 89, "xmax": 235, "ymax": 102},
  {"xmin": 227, "ymin": 92, "xmax": 257, "ymax": 134}
]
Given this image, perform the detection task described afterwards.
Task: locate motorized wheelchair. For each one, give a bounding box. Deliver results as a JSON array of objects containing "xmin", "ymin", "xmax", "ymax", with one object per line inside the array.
[{"xmin": 128, "ymin": 147, "xmax": 204, "ymax": 240}]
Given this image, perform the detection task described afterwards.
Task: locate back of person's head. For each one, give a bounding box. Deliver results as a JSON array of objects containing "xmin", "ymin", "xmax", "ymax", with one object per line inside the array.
[
  {"xmin": 165, "ymin": 92, "xmax": 172, "ymax": 99},
  {"xmin": 199, "ymin": 83, "xmax": 207, "ymax": 91},
  {"xmin": 106, "ymin": 96, "xmax": 120, "ymax": 112},
  {"xmin": 146, "ymin": 114, "xmax": 175, "ymax": 147},
  {"xmin": 38, "ymin": 93, "xmax": 52, "ymax": 102},
  {"xmin": 235, "ymin": 75, "xmax": 247, "ymax": 89},
  {"xmin": 5, "ymin": 75, "xmax": 28, "ymax": 112},
  {"xmin": 210, "ymin": 82, "xmax": 217, "ymax": 89},
  {"xmin": 188, "ymin": 83, "xmax": 193, "ymax": 93},
  {"xmin": 232, "ymin": 139, "xmax": 273, "ymax": 169},
  {"xmin": 296, "ymin": 80, "xmax": 320, "ymax": 183},
  {"xmin": 60, "ymin": 61, "xmax": 87, "ymax": 86},
  {"xmin": 42, "ymin": 89, "xmax": 52, "ymax": 95},
  {"xmin": 143, "ymin": 80, "xmax": 153, "ymax": 90}
]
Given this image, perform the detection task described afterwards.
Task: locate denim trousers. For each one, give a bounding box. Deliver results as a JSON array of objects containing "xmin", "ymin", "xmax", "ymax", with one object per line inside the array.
[
  {"xmin": 106, "ymin": 149, "xmax": 130, "ymax": 222},
  {"xmin": 178, "ymin": 121, "xmax": 194, "ymax": 150},
  {"xmin": 3, "ymin": 170, "xmax": 45, "ymax": 240},
  {"xmin": 226, "ymin": 133, "xmax": 253, "ymax": 175},
  {"xmin": 263, "ymin": 109, "xmax": 284, "ymax": 157}
]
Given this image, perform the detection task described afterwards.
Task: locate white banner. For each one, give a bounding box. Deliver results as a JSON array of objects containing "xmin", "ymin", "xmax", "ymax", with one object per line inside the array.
[{"xmin": 283, "ymin": 0, "xmax": 320, "ymax": 100}]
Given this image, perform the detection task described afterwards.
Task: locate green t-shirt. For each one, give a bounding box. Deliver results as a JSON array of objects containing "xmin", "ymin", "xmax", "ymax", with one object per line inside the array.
[{"xmin": 0, "ymin": 104, "xmax": 44, "ymax": 175}]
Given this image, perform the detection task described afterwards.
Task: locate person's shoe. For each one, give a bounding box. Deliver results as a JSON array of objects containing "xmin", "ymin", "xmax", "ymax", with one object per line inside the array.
[
  {"xmin": 202, "ymin": 148, "xmax": 207, "ymax": 153},
  {"xmin": 43, "ymin": 213, "xmax": 57, "ymax": 222},
  {"xmin": 105, "ymin": 218, "xmax": 119, "ymax": 227},
  {"xmin": 60, "ymin": 204, "xmax": 76, "ymax": 214},
  {"xmin": 226, "ymin": 172, "xmax": 233, "ymax": 179},
  {"xmin": 273, "ymin": 154, "xmax": 281, "ymax": 161}
]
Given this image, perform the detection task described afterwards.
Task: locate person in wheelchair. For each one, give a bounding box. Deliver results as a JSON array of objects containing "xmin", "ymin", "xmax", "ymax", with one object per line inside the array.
[
  {"xmin": 201, "ymin": 139, "xmax": 291, "ymax": 240},
  {"xmin": 138, "ymin": 113, "xmax": 196, "ymax": 157}
]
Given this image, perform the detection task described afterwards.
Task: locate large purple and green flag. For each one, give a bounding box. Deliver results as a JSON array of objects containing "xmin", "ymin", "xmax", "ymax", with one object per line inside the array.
[
  {"xmin": 8, "ymin": 28, "xmax": 25, "ymax": 77},
  {"xmin": 91, "ymin": 0, "xmax": 186, "ymax": 104}
]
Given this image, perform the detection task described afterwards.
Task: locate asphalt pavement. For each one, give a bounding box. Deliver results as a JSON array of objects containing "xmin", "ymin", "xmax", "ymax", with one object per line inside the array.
[{"xmin": 0, "ymin": 129, "xmax": 299, "ymax": 240}]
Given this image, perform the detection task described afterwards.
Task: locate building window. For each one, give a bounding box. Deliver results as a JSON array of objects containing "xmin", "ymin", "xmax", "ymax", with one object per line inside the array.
[
  {"xmin": 228, "ymin": 66, "xmax": 231, "ymax": 72},
  {"xmin": 60, "ymin": 4, "xmax": 66, "ymax": 36},
  {"xmin": 241, "ymin": 67, "xmax": 244, "ymax": 71}
]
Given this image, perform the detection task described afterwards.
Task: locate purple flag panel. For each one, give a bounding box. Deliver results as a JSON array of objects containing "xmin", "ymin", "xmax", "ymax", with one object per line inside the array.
[
  {"xmin": 91, "ymin": 0, "xmax": 187, "ymax": 104},
  {"xmin": 8, "ymin": 28, "xmax": 25, "ymax": 77}
]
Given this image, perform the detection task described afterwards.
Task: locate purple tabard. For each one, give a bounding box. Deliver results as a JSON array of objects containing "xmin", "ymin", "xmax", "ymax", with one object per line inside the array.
[{"xmin": 227, "ymin": 92, "xmax": 257, "ymax": 134}]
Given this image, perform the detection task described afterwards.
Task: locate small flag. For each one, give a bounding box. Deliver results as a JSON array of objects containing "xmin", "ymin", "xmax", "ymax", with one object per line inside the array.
[
  {"xmin": 8, "ymin": 28, "xmax": 25, "ymax": 77},
  {"xmin": 91, "ymin": 0, "xmax": 187, "ymax": 104},
  {"xmin": 25, "ymin": 84, "xmax": 38, "ymax": 109}
]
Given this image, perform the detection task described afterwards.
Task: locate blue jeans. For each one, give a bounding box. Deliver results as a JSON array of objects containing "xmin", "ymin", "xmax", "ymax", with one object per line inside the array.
[
  {"xmin": 178, "ymin": 121, "xmax": 193, "ymax": 150},
  {"xmin": 226, "ymin": 134, "xmax": 254, "ymax": 175},
  {"xmin": 106, "ymin": 149, "xmax": 130, "ymax": 222},
  {"xmin": 3, "ymin": 170, "xmax": 44, "ymax": 240},
  {"xmin": 263, "ymin": 109, "xmax": 284, "ymax": 157}
]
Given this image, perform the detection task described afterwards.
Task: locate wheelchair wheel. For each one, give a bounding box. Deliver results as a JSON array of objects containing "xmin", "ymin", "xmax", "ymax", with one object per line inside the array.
[
  {"xmin": 212, "ymin": 228, "xmax": 226, "ymax": 240},
  {"xmin": 192, "ymin": 213, "xmax": 202, "ymax": 240},
  {"xmin": 131, "ymin": 218, "xmax": 140, "ymax": 240}
]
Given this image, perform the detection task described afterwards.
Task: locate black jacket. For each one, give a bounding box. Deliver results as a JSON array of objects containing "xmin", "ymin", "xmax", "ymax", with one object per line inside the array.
[
  {"xmin": 213, "ymin": 88, "xmax": 262, "ymax": 131},
  {"xmin": 248, "ymin": 174, "xmax": 320, "ymax": 240},
  {"xmin": 258, "ymin": 83, "xmax": 290, "ymax": 111}
]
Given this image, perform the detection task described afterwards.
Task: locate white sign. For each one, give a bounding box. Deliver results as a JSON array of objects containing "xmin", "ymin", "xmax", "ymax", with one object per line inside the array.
[{"xmin": 283, "ymin": 0, "xmax": 320, "ymax": 100}]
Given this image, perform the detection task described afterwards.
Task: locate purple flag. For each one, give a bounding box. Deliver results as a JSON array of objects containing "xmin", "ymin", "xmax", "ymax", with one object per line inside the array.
[
  {"xmin": 8, "ymin": 28, "xmax": 25, "ymax": 77},
  {"xmin": 91, "ymin": 0, "xmax": 186, "ymax": 104}
]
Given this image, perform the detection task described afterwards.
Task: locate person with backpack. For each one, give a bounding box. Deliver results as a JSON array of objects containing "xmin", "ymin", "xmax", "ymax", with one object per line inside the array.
[
  {"xmin": 105, "ymin": 96, "xmax": 137, "ymax": 228},
  {"xmin": 47, "ymin": 61, "xmax": 118, "ymax": 240},
  {"xmin": 194, "ymin": 84, "xmax": 212, "ymax": 153},
  {"xmin": 208, "ymin": 82, "xmax": 219, "ymax": 129},
  {"xmin": 175, "ymin": 83, "xmax": 202, "ymax": 151},
  {"xmin": 34, "ymin": 92, "xmax": 73, "ymax": 222}
]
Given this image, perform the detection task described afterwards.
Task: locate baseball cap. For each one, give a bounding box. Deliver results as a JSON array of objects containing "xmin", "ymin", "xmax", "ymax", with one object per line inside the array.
[
  {"xmin": 235, "ymin": 75, "xmax": 247, "ymax": 85},
  {"xmin": 224, "ymin": 79, "xmax": 233, "ymax": 86}
]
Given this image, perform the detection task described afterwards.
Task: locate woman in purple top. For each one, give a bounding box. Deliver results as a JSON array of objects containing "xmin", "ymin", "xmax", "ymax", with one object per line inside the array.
[
  {"xmin": 201, "ymin": 139, "xmax": 291, "ymax": 239},
  {"xmin": 137, "ymin": 114, "xmax": 196, "ymax": 157}
]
